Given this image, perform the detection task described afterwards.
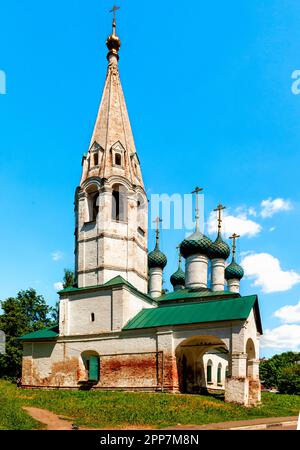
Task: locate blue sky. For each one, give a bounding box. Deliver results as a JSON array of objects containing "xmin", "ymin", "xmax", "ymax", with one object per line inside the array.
[{"xmin": 1, "ymin": 0, "xmax": 300, "ymax": 357}]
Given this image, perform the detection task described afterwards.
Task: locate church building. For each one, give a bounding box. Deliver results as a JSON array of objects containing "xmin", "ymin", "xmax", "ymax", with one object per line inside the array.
[{"xmin": 20, "ymin": 15, "xmax": 262, "ymax": 406}]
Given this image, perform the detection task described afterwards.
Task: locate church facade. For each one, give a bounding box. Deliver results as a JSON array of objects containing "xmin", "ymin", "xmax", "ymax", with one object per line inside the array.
[{"xmin": 20, "ymin": 17, "xmax": 262, "ymax": 407}]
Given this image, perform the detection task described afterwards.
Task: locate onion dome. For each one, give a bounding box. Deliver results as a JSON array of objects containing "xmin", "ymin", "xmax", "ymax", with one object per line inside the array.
[
  {"xmin": 106, "ymin": 33, "xmax": 121, "ymax": 56},
  {"xmin": 180, "ymin": 230, "xmax": 213, "ymax": 259},
  {"xmin": 209, "ymin": 232, "xmax": 230, "ymax": 260},
  {"xmin": 170, "ymin": 255, "xmax": 185, "ymax": 288},
  {"xmin": 225, "ymin": 259, "xmax": 244, "ymax": 281},
  {"xmin": 148, "ymin": 245, "xmax": 167, "ymax": 269}
]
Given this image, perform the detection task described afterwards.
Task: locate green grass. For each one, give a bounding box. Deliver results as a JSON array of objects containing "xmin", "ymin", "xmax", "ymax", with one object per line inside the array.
[{"xmin": 0, "ymin": 380, "xmax": 299, "ymax": 429}]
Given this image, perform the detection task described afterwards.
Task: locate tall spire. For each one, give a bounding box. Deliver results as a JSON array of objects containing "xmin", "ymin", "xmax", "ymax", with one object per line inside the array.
[{"xmin": 80, "ymin": 8, "xmax": 144, "ymax": 188}]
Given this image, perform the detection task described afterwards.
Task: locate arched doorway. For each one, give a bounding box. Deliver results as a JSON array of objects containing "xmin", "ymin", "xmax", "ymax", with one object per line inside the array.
[
  {"xmin": 175, "ymin": 335, "xmax": 228, "ymax": 394},
  {"xmin": 81, "ymin": 351, "xmax": 100, "ymax": 383}
]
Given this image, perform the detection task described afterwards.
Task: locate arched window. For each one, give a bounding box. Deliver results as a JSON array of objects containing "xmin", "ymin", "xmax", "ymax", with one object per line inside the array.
[
  {"xmin": 137, "ymin": 195, "xmax": 146, "ymax": 235},
  {"xmin": 92, "ymin": 194, "xmax": 99, "ymax": 222},
  {"xmin": 115, "ymin": 153, "xmax": 122, "ymax": 166},
  {"xmin": 217, "ymin": 363, "xmax": 222, "ymax": 385},
  {"xmin": 207, "ymin": 360, "xmax": 213, "ymax": 384},
  {"xmin": 112, "ymin": 184, "xmax": 127, "ymax": 222}
]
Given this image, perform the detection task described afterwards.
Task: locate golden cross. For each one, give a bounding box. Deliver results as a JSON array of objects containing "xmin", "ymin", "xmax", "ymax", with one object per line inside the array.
[
  {"xmin": 214, "ymin": 204, "xmax": 226, "ymax": 232},
  {"xmin": 191, "ymin": 187, "xmax": 203, "ymax": 232},
  {"xmin": 110, "ymin": 5, "xmax": 120, "ymax": 20},
  {"xmin": 153, "ymin": 217, "xmax": 162, "ymax": 246},
  {"xmin": 229, "ymin": 233, "xmax": 240, "ymax": 257},
  {"xmin": 176, "ymin": 244, "xmax": 182, "ymax": 265},
  {"xmin": 109, "ymin": 5, "xmax": 120, "ymax": 33}
]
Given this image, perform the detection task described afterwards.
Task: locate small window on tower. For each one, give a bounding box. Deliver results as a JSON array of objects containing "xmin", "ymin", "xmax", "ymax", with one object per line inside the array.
[
  {"xmin": 94, "ymin": 153, "xmax": 99, "ymax": 166},
  {"xmin": 91, "ymin": 313, "xmax": 95, "ymax": 322},
  {"xmin": 92, "ymin": 194, "xmax": 99, "ymax": 222},
  {"xmin": 115, "ymin": 153, "xmax": 122, "ymax": 166}
]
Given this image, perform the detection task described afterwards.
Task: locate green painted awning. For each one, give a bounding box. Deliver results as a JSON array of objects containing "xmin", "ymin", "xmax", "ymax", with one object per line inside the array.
[
  {"xmin": 123, "ymin": 295, "xmax": 262, "ymax": 333},
  {"xmin": 19, "ymin": 325, "xmax": 59, "ymax": 341}
]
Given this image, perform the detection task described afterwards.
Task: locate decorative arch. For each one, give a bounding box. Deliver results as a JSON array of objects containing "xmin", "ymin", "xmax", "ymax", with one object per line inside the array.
[
  {"xmin": 175, "ymin": 335, "xmax": 228, "ymax": 394},
  {"xmin": 85, "ymin": 184, "xmax": 100, "ymax": 223},
  {"xmin": 246, "ymin": 338, "xmax": 256, "ymax": 378}
]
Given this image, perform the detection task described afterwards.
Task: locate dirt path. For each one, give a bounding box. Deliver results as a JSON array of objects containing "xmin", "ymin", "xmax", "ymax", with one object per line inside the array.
[
  {"xmin": 23, "ymin": 407, "xmax": 154, "ymax": 430},
  {"xmin": 23, "ymin": 407, "xmax": 75, "ymax": 430}
]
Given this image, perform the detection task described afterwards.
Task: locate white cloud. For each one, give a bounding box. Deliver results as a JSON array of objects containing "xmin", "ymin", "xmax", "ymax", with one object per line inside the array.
[
  {"xmin": 260, "ymin": 324, "xmax": 300, "ymax": 350},
  {"xmin": 274, "ymin": 301, "xmax": 300, "ymax": 324},
  {"xmin": 269, "ymin": 227, "xmax": 276, "ymax": 232},
  {"xmin": 54, "ymin": 282, "xmax": 63, "ymax": 291},
  {"xmin": 241, "ymin": 252, "xmax": 300, "ymax": 293},
  {"xmin": 260, "ymin": 198, "xmax": 292, "ymax": 218},
  {"xmin": 207, "ymin": 211, "xmax": 262, "ymax": 238},
  {"xmin": 248, "ymin": 207, "xmax": 257, "ymax": 217},
  {"xmin": 51, "ymin": 251, "xmax": 64, "ymax": 261}
]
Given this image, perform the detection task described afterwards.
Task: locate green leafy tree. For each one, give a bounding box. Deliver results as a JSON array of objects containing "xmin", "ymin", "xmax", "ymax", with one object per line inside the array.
[
  {"xmin": 260, "ymin": 352, "xmax": 300, "ymax": 389},
  {"xmin": 278, "ymin": 365, "xmax": 300, "ymax": 395},
  {"xmin": 0, "ymin": 289, "xmax": 55, "ymax": 380},
  {"xmin": 63, "ymin": 269, "xmax": 75, "ymax": 288}
]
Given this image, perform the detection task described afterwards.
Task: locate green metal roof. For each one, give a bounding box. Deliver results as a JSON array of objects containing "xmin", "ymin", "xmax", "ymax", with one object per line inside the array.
[
  {"xmin": 158, "ymin": 288, "xmax": 236, "ymax": 302},
  {"xmin": 123, "ymin": 295, "xmax": 262, "ymax": 332},
  {"xmin": 59, "ymin": 276, "xmax": 155, "ymax": 305},
  {"xmin": 19, "ymin": 325, "xmax": 59, "ymax": 341}
]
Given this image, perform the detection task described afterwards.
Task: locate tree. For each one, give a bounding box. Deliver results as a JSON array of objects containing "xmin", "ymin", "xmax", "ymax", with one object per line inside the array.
[
  {"xmin": 0, "ymin": 289, "xmax": 55, "ymax": 380},
  {"xmin": 63, "ymin": 269, "xmax": 75, "ymax": 289},
  {"xmin": 278, "ymin": 365, "xmax": 300, "ymax": 395},
  {"xmin": 260, "ymin": 352, "xmax": 300, "ymax": 389}
]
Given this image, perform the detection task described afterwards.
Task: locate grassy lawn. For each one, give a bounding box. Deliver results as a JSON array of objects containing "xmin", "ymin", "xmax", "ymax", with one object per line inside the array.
[{"xmin": 0, "ymin": 380, "xmax": 299, "ymax": 430}]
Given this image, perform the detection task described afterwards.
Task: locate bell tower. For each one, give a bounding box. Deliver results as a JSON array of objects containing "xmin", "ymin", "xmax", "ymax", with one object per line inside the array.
[{"xmin": 75, "ymin": 11, "xmax": 148, "ymax": 293}]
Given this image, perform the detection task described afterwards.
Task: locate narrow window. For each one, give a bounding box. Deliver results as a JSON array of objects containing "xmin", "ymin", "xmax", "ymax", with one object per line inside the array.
[
  {"xmin": 112, "ymin": 186, "xmax": 127, "ymax": 222},
  {"xmin": 91, "ymin": 313, "xmax": 95, "ymax": 322},
  {"xmin": 92, "ymin": 194, "xmax": 99, "ymax": 222},
  {"xmin": 112, "ymin": 190, "xmax": 120, "ymax": 221},
  {"xmin": 207, "ymin": 362, "xmax": 212, "ymax": 383},
  {"xmin": 217, "ymin": 365, "xmax": 222, "ymax": 384},
  {"xmin": 115, "ymin": 153, "xmax": 122, "ymax": 166},
  {"xmin": 94, "ymin": 153, "xmax": 99, "ymax": 166}
]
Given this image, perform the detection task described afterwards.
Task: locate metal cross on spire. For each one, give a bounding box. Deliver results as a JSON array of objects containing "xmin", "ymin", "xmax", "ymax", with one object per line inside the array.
[
  {"xmin": 191, "ymin": 187, "xmax": 203, "ymax": 232},
  {"xmin": 176, "ymin": 244, "xmax": 182, "ymax": 266},
  {"xmin": 109, "ymin": 5, "xmax": 120, "ymax": 34},
  {"xmin": 229, "ymin": 233, "xmax": 241, "ymax": 258},
  {"xmin": 153, "ymin": 217, "xmax": 163, "ymax": 248},
  {"xmin": 214, "ymin": 204, "xmax": 226, "ymax": 233}
]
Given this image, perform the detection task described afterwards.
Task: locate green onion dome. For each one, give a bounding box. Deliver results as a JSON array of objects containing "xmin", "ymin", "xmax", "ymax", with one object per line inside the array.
[
  {"xmin": 180, "ymin": 230, "xmax": 213, "ymax": 259},
  {"xmin": 148, "ymin": 245, "xmax": 167, "ymax": 270},
  {"xmin": 225, "ymin": 259, "xmax": 244, "ymax": 281},
  {"xmin": 170, "ymin": 266, "xmax": 185, "ymax": 287},
  {"xmin": 209, "ymin": 233, "xmax": 230, "ymax": 260}
]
